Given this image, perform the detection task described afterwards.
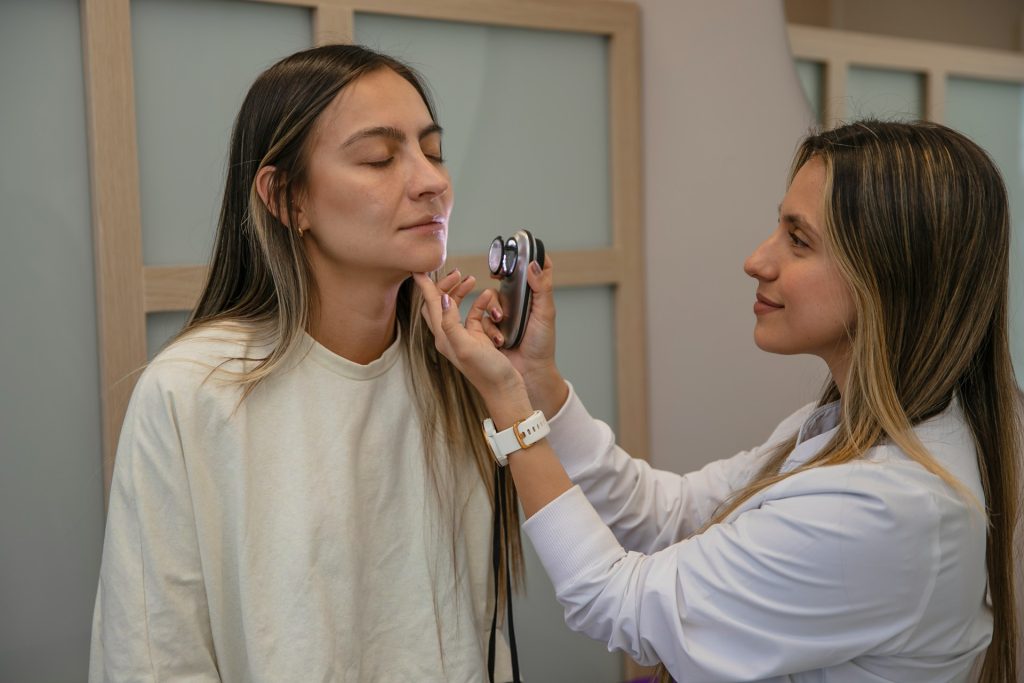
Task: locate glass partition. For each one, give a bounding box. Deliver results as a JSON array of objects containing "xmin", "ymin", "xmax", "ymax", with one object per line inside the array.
[
  {"xmin": 947, "ymin": 76, "xmax": 1024, "ymax": 385},
  {"xmin": 795, "ymin": 59, "xmax": 823, "ymax": 125},
  {"xmin": 846, "ymin": 66, "xmax": 924, "ymax": 121},
  {"xmin": 358, "ymin": 14, "xmax": 620, "ymax": 679},
  {"xmin": 0, "ymin": 1, "xmax": 103, "ymax": 679},
  {"xmin": 355, "ymin": 13, "xmax": 612, "ymax": 255},
  {"xmin": 132, "ymin": 0, "xmax": 313, "ymax": 352}
]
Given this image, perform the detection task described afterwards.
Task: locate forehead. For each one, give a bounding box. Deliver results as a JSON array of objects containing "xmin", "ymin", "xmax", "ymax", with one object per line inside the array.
[
  {"xmin": 316, "ymin": 67, "xmax": 433, "ymax": 138},
  {"xmin": 783, "ymin": 156, "xmax": 826, "ymax": 212}
]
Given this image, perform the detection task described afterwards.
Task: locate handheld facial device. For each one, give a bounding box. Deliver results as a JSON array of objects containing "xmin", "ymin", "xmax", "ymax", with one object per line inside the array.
[{"xmin": 487, "ymin": 230, "xmax": 545, "ymax": 349}]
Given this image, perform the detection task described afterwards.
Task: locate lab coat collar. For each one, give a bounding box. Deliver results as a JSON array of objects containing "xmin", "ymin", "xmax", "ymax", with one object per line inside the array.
[
  {"xmin": 796, "ymin": 401, "xmax": 841, "ymax": 445},
  {"xmin": 783, "ymin": 401, "xmax": 841, "ymax": 474}
]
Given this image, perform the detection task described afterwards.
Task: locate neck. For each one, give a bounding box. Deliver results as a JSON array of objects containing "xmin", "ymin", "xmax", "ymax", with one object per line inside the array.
[
  {"xmin": 825, "ymin": 349, "xmax": 851, "ymax": 399},
  {"xmin": 308, "ymin": 265, "xmax": 403, "ymax": 365}
]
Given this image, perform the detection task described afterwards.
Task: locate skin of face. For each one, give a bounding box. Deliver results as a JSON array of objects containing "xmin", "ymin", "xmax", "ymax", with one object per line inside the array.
[
  {"xmin": 743, "ymin": 156, "xmax": 856, "ymax": 382},
  {"xmin": 296, "ymin": 67, "xmax": 453, "ymax": 284}
]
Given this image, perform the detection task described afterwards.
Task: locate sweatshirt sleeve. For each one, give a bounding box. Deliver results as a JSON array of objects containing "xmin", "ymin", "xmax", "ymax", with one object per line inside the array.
[
  {"xmin": 546, "ymin": 382, "xmax": 812, "ymax": 553},
  {"xmin": 89, "ymin": 367, "xmax": 220, "ymax": 682},
  {"xmin": 522, "ymin": 467, "xmax": 941, "ymax": 682}
]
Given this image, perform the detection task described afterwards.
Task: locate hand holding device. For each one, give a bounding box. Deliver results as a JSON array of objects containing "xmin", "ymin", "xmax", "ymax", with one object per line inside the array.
[{"xmin": 483, "ymin": 232, "xmax": 567, "ymax": 418}]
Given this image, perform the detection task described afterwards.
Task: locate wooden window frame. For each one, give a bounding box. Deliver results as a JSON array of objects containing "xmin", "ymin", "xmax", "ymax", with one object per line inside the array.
[
  {"xmin": 83, "ymin": 3, "xmax": 646, "ymax": 676},
  {"xmin": 83, "ymin": 0, "xmax": 646, "ymax": 537},
  {"xmin": 788, "ymin": 23, "xmax": 1024, "ymax": 126}
]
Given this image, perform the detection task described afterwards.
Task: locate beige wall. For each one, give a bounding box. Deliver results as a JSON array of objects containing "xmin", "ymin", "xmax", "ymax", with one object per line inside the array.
[
  {"xmin": 786, "ymin": 0, "xmax": 1024, "ymax": 51},
  {"xmin": 637, "ymin": 0, "xmax": 825, "ymax": 474}
]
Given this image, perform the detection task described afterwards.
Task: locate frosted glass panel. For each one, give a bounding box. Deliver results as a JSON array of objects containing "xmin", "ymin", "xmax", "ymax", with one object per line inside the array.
[
  {"xmin": 847, "ymin": 66, "xmax": 923, "ymax": 121},
  {"xmin": 520, "ymin": 286, "xmax": 619, "ymax": 683},
  {"xmin": 795, "ymin": 59, "xmax": 823, "ymax": 125},
  {"xmin": 147, "ymin": 311, "xmax": 191, "ymax": 360},
  {"xmin": 0, "ymin": 0, "xmax": 104, "ymax": 679},
  {"xmin": 355, "ymin": 14, "xmax": 612, "ymax": 255},
  {"xmin": 455, "ymin": 284, "xmax": 618, "ymax": 681},
  {"xmin": 552, "ymin": 286, "xmax": 617, "ymax": 428},
  {"xmin": 946, "ymin": 77, "xmax": 1024, "ymax": 386},
  {"xmin": 132, "ymin": 0, "xmax": 313, "ymax": 267}
]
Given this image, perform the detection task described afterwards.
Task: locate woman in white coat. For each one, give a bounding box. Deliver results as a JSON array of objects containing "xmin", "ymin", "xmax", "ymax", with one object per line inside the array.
[{"xmin": 416, "ymin": 120, "xmax": 1020, "ymax": 682}]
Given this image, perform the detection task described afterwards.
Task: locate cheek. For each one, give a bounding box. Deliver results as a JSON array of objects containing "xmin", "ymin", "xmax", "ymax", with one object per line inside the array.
[
  {"xmin": 308, "ymin": 177, "xmax": 388, "ymax": 228},
  {"xmin": 807, "ymin": 272, "xmax": 856, "ymax": 338}
]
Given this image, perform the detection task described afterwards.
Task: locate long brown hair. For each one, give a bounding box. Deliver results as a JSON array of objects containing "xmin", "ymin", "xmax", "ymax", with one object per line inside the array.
[
  {"xmin": 175, "ymin": 44, "xmax": 523, "ymax": 602},
  {"xmin": 658, "ymin": 120, "xmax": 1020, "ymax": 681}
]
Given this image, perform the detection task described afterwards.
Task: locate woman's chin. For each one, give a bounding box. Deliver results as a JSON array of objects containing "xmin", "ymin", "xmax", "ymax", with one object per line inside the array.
[{"xmin": 407, "ymin": 247, "xmax": 447, "ymax": 274}]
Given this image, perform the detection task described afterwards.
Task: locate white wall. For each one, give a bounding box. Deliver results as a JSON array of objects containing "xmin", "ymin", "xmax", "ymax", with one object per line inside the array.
[{"xmin": 638, "ymin": 0, "xmax": 825, "ymax": 475}]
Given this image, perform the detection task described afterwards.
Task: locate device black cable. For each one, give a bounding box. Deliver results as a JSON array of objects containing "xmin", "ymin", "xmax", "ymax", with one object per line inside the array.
[{"xmin": 487, "ymin": 466, "xmax": 521, "ymax": 683}]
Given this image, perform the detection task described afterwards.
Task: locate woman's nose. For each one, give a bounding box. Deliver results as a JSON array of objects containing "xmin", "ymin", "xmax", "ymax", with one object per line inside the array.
[
  {"xmin": 411, "ymin": 154, "xmax": 450, "ymax": 200},
  {"xmin": 744, "ymin": 238, "xmax": 775, "ymax": 280}
]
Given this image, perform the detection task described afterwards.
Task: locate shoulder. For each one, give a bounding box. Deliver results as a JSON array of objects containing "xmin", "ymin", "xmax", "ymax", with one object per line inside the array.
[
  {"xmin": 133, "ymin": 322, "xmax": 274, "ymax": 407},
  {"xmin": 759, "ymin": 459, "xmax": 952, "ymax": 575},
  {"xmin": 742, "ymin": 462, "xmax": 945, "ymax": 620}
]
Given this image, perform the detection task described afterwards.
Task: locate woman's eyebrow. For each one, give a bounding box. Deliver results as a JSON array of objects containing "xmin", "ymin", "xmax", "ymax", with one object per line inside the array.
[
  {"xmin": 342, "ymin": 123, "xmax": 443, "ymax": 148},
  {"xmin": 778, "ymin": 203, "xmax": 820, "ymax": 237}
]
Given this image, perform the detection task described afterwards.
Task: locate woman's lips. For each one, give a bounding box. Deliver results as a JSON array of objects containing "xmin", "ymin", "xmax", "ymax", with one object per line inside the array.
[
  {"xmin": 399, "ymin": 215, "xmax": 447, "ymax": 234},
  {"xmin": 754, "ymin": 293, "xmax": 784, "ymax": 315}
]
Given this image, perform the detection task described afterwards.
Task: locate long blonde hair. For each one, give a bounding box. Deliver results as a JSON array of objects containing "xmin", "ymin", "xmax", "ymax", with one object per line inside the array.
[
  {"xmin": 175, "ymin": 45, "xmax": 523, "ymax": 600},
  {"xmin": 658, "ymin": 120, "xmax": 1020, "ymax": 681}
]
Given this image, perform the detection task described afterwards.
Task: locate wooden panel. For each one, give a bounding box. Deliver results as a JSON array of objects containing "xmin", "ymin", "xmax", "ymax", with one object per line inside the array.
[
  {"xmin": 925, "ymin": 68, "xmax": 947, "ymax": 123},
  {"xmin": 824, "ymin": 58, "xmax": 847, "ymax": 126},
  {"xmin": 144, "ymin": 265, "xmax": 208, "ymax": 313},
  {"xmin": 313, "ymin": 3, "xmax": 352, "ymax": 44},
  {"xmin": 145, "ymin": 249, "xmax": 626, "ymax": 313},
  {"xmin": 343, "ymin": 0, "xmax": 633, "ymax": 34},
  {"xmin": 789, "ymin": 24, "xmax": 1024, "ymax": 84},
  {"xmin": 81, "ymin": 0, "xmax": 147, "ymax": 507},
  {"xmin": 607, "ymin": 7, "xmax": 648, "ymax": 463},
  {"xmin": 447, "ymin": 248, "xmax": 624, "ymax": 291}
]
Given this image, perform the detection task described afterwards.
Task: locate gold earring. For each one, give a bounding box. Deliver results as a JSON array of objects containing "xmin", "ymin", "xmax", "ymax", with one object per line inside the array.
[{"xmin": 297, "ymin": 226, "xmax": 306, "ymax": 237}]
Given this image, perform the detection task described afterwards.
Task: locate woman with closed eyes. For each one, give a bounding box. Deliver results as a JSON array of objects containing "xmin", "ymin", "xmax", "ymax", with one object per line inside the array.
[{"xmin": 90, "ymin": 45, "xmax": 522, "ymax": 683}]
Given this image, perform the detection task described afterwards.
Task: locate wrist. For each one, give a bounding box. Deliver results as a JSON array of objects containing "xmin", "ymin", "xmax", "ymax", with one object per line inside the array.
[
  {"xmin": 523, "ymin": 366, "xmax": 568, "ymax": 417},
  {"xmin": 481, "ymin": 386, "xmax": 534, "ymax": 431}
]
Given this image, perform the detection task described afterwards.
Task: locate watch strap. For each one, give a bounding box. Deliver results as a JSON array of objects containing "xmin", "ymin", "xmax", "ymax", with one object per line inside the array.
[{"xmin": 484, "ymin": 410, "xmax": 550, "ymax": 466}]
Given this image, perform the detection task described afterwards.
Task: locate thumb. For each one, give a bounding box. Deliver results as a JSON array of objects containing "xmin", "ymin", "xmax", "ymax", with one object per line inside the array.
[{"xmin": 526, "ymin": 254, "xmax": 555, "ymax": 316}]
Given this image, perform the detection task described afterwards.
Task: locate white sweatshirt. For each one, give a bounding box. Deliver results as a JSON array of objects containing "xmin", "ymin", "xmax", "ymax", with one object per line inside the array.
[
  {"xmin": 525, "ymin": 383, "xmax": 992, "ymax": 682},
  {"xmin": 89, "ymin": 326, "xmax": 512, "ymax": 682}
]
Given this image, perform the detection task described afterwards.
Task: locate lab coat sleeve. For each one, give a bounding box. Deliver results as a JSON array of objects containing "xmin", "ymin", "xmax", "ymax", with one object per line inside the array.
[
  {"xmin": 546, "ymin": 382, "xmax": 813, "ymax": 553},
  {"xmin": 89, "ymin": 367, "xmax": 220, "ymax": 682},
  {"xmin": 523, "ymin": 465, "xmax": 941, "ymax": 682}
]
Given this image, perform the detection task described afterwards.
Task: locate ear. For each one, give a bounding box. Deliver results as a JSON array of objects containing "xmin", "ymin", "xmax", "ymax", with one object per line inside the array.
[
  {"xmin": 255, "ymin": 165, "xmax": 309, "ymax": 231},
  {"xmin": 255, "ymin": 165, "xmax": 286, "ymax": 225}
]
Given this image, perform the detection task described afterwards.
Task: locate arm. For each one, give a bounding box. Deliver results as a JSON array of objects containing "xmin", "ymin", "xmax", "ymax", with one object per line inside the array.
[
  {"xmin": 545, "ymin": 383, "xmax": 804, "ymax": 553},
  {"xmin": 523, "ymin": 467, "xmax": 942, "ymax": 681},
  {"xmin": 89, "ymin": 369, "xmax": 220, "ymax": 682},
  {"xmin": 413, "ymin": 273, "xmax": 944, "ymax": 679},
  {"xmin": 422, "ymin": 261, "xmax": 807, "ymax": 552}
]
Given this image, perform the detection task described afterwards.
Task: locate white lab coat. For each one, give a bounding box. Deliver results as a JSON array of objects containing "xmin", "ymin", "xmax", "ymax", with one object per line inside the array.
[{"xmin": 523, "ymin": 384, "xmax": 991, "ymax": 682}]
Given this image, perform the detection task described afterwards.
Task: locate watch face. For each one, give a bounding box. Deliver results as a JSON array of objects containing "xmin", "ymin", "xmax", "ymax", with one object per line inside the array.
[{"xmin": 488, "ymin": 237, "xmax": 505, "ymax": 275}]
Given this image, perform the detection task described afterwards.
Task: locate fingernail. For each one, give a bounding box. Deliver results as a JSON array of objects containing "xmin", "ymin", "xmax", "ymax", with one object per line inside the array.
[
  {"xmin": 445, "ymin": 268, "xmax": 459, "ymax": 277},
  {"xmin": 441, "ymin": 294, "xmax": 451, "ymax": 311},
  {"xmin": 493, "ymin": 334, "xmax": 503, "ymax": 346},
  {"xmin": 530, "ymin": 261, "xmax": 541, "ymax": 275},
  {"xmin": 490, "ymin": 307, "xmax": 502, "ymax": 321}
]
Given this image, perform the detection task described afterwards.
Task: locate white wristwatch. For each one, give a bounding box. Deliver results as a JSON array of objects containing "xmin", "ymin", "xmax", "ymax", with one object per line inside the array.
[{"xmin": 482, "ymin": 410, "xmax": 550, "ymax": 467}]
